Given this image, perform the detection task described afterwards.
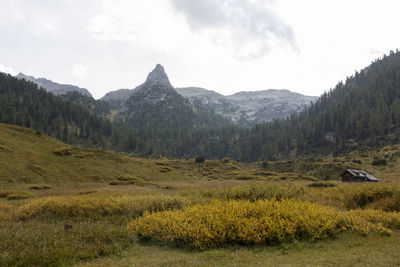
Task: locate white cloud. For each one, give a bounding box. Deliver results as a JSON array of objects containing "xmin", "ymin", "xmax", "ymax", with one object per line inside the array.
[
  {"xmin": 73, "ymin": 64, "xmax": 88, "ymax": 79},
  {"xmin": 34, "ymin": 21, "xmax": 57, "ymax": 34},
  {"xmin": 87, "ymin": 0, "xmax": 172, "ymax": 43},
  {"xmin": 0, "ymin": 64, "xmax": 16, "ymax": 76}
]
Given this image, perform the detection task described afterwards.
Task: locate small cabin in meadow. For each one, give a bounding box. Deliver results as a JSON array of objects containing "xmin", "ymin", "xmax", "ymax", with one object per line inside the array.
[{"xmin": 341, "ymin": 169, "xmax": 379, "ymax": 182}]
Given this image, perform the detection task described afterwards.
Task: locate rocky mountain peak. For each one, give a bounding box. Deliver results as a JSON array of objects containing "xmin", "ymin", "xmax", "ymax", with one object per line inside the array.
[{"xmin": 145, "ymin": 64, "xmax": 172, "ymax": 87}]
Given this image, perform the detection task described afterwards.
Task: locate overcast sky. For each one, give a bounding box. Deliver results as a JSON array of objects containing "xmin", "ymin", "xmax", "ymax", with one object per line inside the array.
[{"xmin": 1, "ymin": 0, "xmax": 400, "ymax": 99}]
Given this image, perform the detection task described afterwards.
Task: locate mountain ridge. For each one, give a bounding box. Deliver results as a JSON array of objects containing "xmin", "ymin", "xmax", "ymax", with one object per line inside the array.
[
  {"xmin": 16, "ymin": 73, "xmax": 92, "ymax": 97},
  {"xmin": 176, "ymin": 87, "xmax": 318, "ymax": 126}
]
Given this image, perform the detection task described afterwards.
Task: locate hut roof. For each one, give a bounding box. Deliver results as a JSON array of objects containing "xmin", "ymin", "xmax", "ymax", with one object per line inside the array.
[{"xmin": 342, "ymin": 169, "xmax": 379, "ymax": 182}]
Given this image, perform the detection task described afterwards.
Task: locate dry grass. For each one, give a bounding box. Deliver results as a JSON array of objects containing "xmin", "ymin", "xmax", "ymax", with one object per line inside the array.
[{"xmin": 17, "ymin": 193, "xmax": 185, "ymax": 220}]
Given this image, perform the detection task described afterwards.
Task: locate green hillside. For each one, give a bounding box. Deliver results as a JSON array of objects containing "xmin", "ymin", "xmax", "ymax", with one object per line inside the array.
[
  {"xmin": 0, "ymin": 123, "xmax": 275, "ymax": 185},
  {"xmin": 0, "ymin": 123, "xmax": 203, "ymax": 184}
]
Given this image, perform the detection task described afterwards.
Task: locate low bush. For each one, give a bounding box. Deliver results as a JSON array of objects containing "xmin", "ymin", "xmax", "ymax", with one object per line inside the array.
[
  {"xmin": 181, "ymin": 184, "xmax": 305, "ymax": 202},
  {"xmin": 6, "ymin": 193, "xmax": 31, "ymax": 200},
  {"xmin": 52, "ymin": 147, "xmax": 72, "ymax": 156},
  {"xmin": 307, "ymin": 182, "xmax": 338, "ymax": 188},
  {"xmin": 343, "ymin": 185, "xmax": 398, "ymax": 209},
  {"xmin": 372, "ymin": 158, "xmax": 387, "ymax": 166},
  {"xmin": 0, "ymin": 191, "xmax": 10, "ymax": 198},
  {"xmin": 366, "ymin": 192, "xmax": 400, "ymax": 212},
  {"xmin": 110, "ymin": 176, "xmax": 150, "ymax": 186},
  {"xmin": 195, "ymin": 157, "xmax": 205, "ymax": 163},
  {"xmin": 29, "ymin": 185, "xmax": 52, "ymax": 190},
  {"xmin": 77, "ymin": 190, "xmax": 98, "ymax": 195}
]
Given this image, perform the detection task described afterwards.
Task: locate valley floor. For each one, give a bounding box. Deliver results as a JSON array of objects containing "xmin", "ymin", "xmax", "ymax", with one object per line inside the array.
[{"xmin": 1, "ymin": 124, "xmax": 400, "ymax": 266}]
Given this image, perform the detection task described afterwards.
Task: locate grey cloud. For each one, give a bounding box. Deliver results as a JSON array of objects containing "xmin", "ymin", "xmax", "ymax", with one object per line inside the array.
[
  {"xmin": 171, "ymin": 0, "xmax": 226, "ymax": 29},
  {"xmin": 171, "ymin": 0, "xmax": 296, "ymax": 58}
]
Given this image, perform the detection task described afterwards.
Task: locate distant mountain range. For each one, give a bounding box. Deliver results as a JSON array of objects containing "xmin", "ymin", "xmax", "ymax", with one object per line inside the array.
[
  {"xmin": 101, "ymin": 65, "xmax": 317, "ymax": 126},
  {"xmin": 175, "ymin": 87, "xmax": 318, "ymax": 126},
  {"xmin": 16, "ymin": 73, "xmax": 92, "ymax": 97},
  {"xmin": 14, "ymin": 66, "xmax": 318, "ymax": 126}
]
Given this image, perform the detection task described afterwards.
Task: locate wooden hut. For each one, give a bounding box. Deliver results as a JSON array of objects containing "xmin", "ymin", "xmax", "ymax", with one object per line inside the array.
[{"xmin": 341, "ymin": 169, "xmax": 379, "ymax": 182}]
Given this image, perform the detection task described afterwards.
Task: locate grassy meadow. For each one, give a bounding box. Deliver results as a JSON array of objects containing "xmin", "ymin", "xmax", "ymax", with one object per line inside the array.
[{"xmin": 1, "ymin": 124, "xmax": 400, "ymax": 266}]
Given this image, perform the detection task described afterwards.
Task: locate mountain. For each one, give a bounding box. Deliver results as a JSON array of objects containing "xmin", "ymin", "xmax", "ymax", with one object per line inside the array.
[
  {"xmin": 102, "ymin": 64, "xmax": 228, "ymax": 128},
  {"xmin": 101, "ymin": 89, "xmax": 134, "ymax": 109},
  {"xmin": 118, "ymin": 65, "xmax": 230, "ymax": 130},
  {"xmin": 16, "ymin": 73, "xmax": 93, "ymax": 97},
  {"xmin": 118, "ymin": 64, "xmax": 197, "ymax": 128},
  {"xmin": 176, "ymin": 87, "xmax": 318, "ymax": 126}
]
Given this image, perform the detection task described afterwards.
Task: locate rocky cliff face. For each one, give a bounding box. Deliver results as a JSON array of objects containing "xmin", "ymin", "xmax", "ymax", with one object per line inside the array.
[
  {"xmin": 145, "ymin": 64, "xmax": 172, "ymax": 87},
  {"xmin": 100, "ymin": 64, "xmax": 173, "ymax": 109},
  {"xmin": 176, "ymin": 87, "xmax": 318, "ymax": 126},
  {"xmin": 16, "ymin": 73, "xmax": 92, "ymax": 97}
]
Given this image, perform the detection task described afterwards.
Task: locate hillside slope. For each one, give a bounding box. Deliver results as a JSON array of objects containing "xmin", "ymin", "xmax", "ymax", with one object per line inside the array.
[
  {"xmin": 0, "ymin": 124, "xmax": 259, "ymax": 184},
  {"xmin": 0, "ymin": 123, "xmax": 135, "ymax": 184}
]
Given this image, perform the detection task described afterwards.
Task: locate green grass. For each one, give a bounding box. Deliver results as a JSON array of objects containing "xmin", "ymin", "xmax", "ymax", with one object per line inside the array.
[
  {"xmin": 0, "ymin": 218, "xmax": 135, "ymax": 267},
  {"xmin": 77, "ymin": 232, "xmax": 400, "ymax": 267}
]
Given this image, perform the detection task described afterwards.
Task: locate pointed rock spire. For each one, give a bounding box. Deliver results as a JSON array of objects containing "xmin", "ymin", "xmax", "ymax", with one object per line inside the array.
[{"xmin": 145, "ymin": 64, "xmax": 172, "ymax": 87}]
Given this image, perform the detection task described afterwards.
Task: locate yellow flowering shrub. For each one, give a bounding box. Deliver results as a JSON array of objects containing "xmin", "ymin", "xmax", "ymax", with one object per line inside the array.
[
  {"xmin": 128, "ymin": 199, "xmax": 400, "ymax": 249},
  {"xmin": 342, "ymin": 209, "xmax": 400, "ymax": 235},
  {"xmin": 17, "ymin": 193, "xmax": 184, "ymax": 219},
  {"xmin": 128, "ymin": 199, "xmax": 341, "ymax": 249}
]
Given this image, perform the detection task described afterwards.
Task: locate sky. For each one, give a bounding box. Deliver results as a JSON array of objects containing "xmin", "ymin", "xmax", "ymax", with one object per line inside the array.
[{"xmin": 1, "ymin": 0, "xmax": 400, "ymax": 99}]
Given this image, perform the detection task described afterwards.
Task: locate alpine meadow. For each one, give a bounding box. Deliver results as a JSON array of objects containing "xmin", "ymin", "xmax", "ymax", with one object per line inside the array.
[{"xmin": 1, "ymin": 1, "xmax": 400, "ymax": 266}]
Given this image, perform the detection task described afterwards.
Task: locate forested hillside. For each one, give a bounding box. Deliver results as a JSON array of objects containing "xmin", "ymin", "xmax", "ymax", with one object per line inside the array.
[
  {"xmin": 244, "ymin": 50, "xmax": 400, "ymax": 160},
  {"xmin": 0, "ymin": 73, "xmax": 113, "ymax": 147}
]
